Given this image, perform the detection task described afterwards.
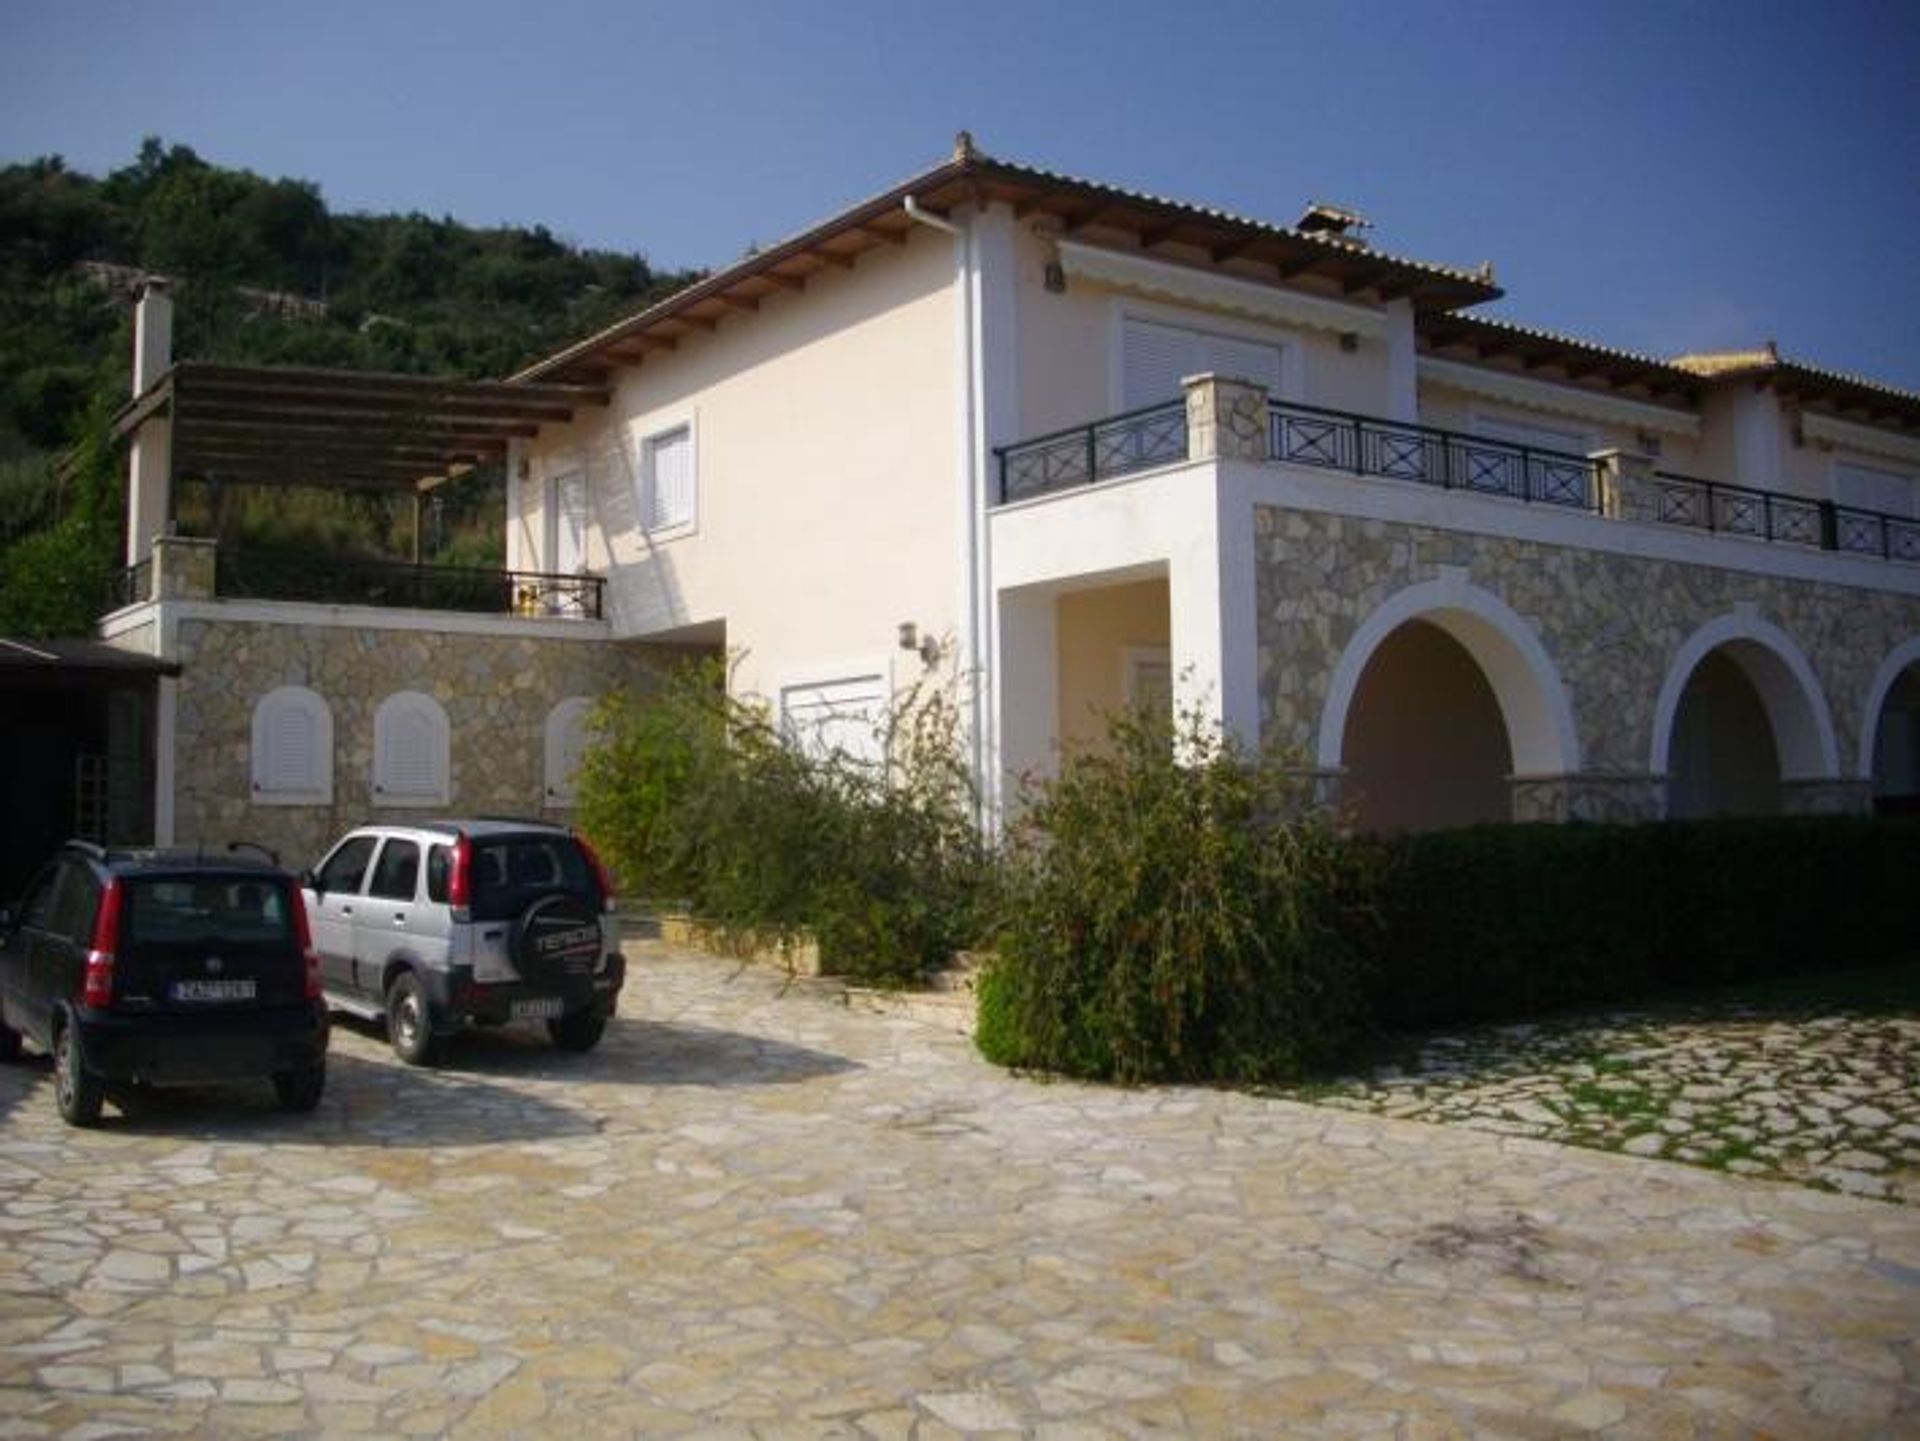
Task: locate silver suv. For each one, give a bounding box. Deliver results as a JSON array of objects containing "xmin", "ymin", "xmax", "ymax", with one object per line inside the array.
[{"xmin": 302, "ymin": 820, "xmax": 623, "ymax": 1065}]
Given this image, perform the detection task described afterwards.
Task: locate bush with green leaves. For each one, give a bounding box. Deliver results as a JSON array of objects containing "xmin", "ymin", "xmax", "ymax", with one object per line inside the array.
[
  {"xmin": 975, "ymin": 710, "xmax": 1377, "ymax": 1085},
  {"xmin": 574, "ymin": 657, "xmax": 989, "ymax": 983}
]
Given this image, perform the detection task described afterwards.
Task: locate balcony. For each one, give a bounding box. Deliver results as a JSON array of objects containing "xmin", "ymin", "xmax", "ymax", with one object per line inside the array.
[
  {"xmin": 993, "ymin": 387, "xmax": 1920, "ymax": 567},
  {"xmin": 111, "ymin": 538, "xmax": 605, "ymax": 619}
]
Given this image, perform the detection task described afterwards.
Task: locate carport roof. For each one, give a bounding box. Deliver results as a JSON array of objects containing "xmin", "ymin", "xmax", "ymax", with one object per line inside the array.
[{"xmin": 0, "ymin": 637, "xmax": 180, "ymax": 677}]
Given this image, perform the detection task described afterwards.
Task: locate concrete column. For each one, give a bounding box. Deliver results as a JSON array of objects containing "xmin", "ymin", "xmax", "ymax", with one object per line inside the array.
[
  {"xmin": 992, "ymin": 585, "xmax": 1060, "ymax": 815},
  {"xmin": 126, "ymin": 279, "xmax": 175, "ymax": 566},
  {"xmin": 1730, "ymin": 385, "xmax": 1784, "ymax": 491},
  {"xmin": 1383, "ymin": 298, "xmax": 1418, "ymax": 425},
  {"xmin": 1183, "ymin": 373, "xmax": 1269, "ymax": 463},
  {"xmin": 1592, "ymin": 448, "xmax": 1658, "ymax": 522}
]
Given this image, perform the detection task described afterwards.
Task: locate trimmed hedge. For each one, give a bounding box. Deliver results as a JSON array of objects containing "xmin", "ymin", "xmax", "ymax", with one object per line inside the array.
[{"xmin": 1369, "ymin": 816, "xmax": 1920, "ymax": 1031}]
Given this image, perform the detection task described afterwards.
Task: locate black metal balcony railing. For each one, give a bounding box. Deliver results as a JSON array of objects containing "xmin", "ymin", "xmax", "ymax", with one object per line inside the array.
[
  {"xmin": 1835, "ymin": 507, "xmax": 1920, "ymax": 563},
  {"xmin": 111, "ymin": 559, "xmax": 152, "ymax": 608},
  {"xmin": 994, "ymin": 396, "xmax": 1920, "ymax": 569},
  {"xmin": 1267, "ymin": 400, "xmax": 1598, "ymax": 512},
  {"xmin": 1652, "ymin": 473, "xmax": 1823, "ymax": 547},
  {"xmin": 215, "ymin": 550, "xmax": 605, "ymax": 619},
  {"xmin": 996, "ymin": 400, "xmax": 1187, "ymax": 503}
]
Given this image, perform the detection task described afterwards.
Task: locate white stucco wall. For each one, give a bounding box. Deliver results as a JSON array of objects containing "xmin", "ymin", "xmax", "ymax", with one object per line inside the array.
[{"xmin": 521, "ymin": 229, "xmax": 960, "ymax": 708}]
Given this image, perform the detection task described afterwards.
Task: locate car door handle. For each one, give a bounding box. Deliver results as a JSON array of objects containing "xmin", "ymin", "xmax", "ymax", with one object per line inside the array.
[
  {"xmin": 341, "ymin": 905, "xmax": 354, "ymax": 916},
  {"xmin": 392, "ymin": 912, "xmax": 407, "ymax": 924}
]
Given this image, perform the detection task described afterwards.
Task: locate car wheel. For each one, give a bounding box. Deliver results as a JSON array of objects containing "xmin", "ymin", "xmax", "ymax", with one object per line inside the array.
[
  {"xmin": 386, "ymin": 972, "xmax": 442, "ymax": 1067},
  {"xmin": 546, "ymin": 1009, "xmax": 606, "ymax": 1053},
  {"xmin": 52, "ymin": 1019, "xmax": 105, "ymax": 1127},
  {"xmin": 273, "ymin": 1060, "xmax": 326, "ymax": 1112}
]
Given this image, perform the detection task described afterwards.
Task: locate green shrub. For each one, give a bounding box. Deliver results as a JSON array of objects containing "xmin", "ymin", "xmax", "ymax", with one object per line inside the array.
[
  {"xmin": 1370, "ymin": 816, "xmax": 1920, "ymax": 1031},
  {"xmin": 574, "ymin": 657, "xmax": 989, "ymax": 983},
  {"xmin": 977, "ymin": 710, "xmax": 1376, "ymax": 1085}
]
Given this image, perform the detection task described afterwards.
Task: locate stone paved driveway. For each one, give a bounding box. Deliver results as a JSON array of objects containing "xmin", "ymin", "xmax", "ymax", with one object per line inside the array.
[{"xmin": 1, "ymin": 945, "xmax": 1916, "ymax": 1438}]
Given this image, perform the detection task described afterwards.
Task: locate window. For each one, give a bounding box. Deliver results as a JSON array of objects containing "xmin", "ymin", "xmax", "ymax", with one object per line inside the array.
[
  {"xmin": 544, "ymin": 697, "xmax": 594, "ymax": 808},
  {"xmin": 467, "ymin": 837, "xmax": 595, "ymax": 922},
  {"xmin": 47, "ymin": 862, "xmax": 98, "ymax": 946},
  {"xmin": 1122, "ymin": 317, "xmax": 1286, "ymax": 410},
  {"xmin": 250, "ymin": 686, "xmax": 333, "ymax": 805},
  {"xmin": 317, "ymin": 835, "xmax": 378, "ymax": 894},
  {"xmin": 124, "ymin": 878, "xmax": 291, "ymax": 947},
  {"xmin": 426, "ymin": 845, "xmax": 451, "ymax": 903},
  {"xmin": 1473, "ymin": 413, "xmax": 1592, "ymax": 458},
  {"xmin": 367, "ymin": 840, "xmax": 421, "ymax": 901},
  {"xmin": 373, "ymin": 692, "xmax": 450, "ymax": 807},
  {"xmin": 1836, "ymin": 461, "xmax": 1915, "ymax": 517},
  {"xmin": 1123, "ymin": 647, "xmax": 1174, "ymax": 718},
  {"xmin": 551, "ymin": 468, "xmax": 588, "ymax": 574},
  {"xmin": 640, "ymin": 425, "xmax": 694, "ymax": 534},
  {"xmin": 781, "ymin": 674, "xmax": 886, "ymax": 766}
]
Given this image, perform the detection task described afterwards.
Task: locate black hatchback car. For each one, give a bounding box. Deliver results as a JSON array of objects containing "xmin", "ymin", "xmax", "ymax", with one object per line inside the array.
[{"xmin": 0, "ymin": 842, "xmax": 330, "ymax": 1126}]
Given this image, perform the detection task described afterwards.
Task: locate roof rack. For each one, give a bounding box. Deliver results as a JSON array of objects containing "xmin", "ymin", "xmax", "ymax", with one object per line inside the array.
[{"xmin": 62, "ymin": 839, "xmax": 108, "ymax": 860}]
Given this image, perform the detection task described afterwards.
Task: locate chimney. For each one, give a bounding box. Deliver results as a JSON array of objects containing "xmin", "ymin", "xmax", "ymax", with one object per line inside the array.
[{"xmin": 133, "ymin": 277, "xmax": 174, "ymax": 395}]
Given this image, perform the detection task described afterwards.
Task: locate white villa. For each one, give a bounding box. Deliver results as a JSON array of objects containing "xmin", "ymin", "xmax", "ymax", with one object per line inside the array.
[{"xmin": 86, "ymin": 137, "xmax": 1920, "ymax": 870}]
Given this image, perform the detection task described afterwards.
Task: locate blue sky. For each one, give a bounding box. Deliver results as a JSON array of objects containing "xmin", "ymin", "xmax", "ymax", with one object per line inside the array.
[{"xmin": 5, "ymin": 0, "xmax": 1917, "ymax": 388}]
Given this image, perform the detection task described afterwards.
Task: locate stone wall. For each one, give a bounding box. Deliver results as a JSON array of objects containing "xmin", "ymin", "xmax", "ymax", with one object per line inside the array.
[
  {"xmin": 1253, "ymin": 506, "xmax": 1920, "ymax": 817},
  {"xmin": 171, "ymin": 616, "xmax": 670, "ymax": 869}
]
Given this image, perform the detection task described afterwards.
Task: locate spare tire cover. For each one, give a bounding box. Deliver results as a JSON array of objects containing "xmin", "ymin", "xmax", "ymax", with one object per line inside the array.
[{"xmin": 512, "ymin": 894, "xmax": 601, "ymax": 983}]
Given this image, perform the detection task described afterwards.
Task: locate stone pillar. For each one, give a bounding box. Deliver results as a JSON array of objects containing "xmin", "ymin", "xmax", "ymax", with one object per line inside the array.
[
  {"xmin": 1591, "ymin": 449, "xmax": 1658, "ymax": 523},
  {"xmin": 1779, "ymin": 778, "xmax": 1875, "ymax": 817},
  {"xmin": 1184, "ymin": 373, "xmax": 1270, "ymax": 463},
  {"xmin": 1510, "ymin": 772, "xmax": 1667, "ymax": 824},
  {"xmin": 151, "ymin": 535, "xmax": 217, "ymax": 600}
]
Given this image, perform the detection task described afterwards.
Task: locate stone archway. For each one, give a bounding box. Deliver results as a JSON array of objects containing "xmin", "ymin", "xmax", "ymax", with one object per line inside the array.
[
  {"xmin": 1650, "ymin": 612, "xmax": 1840, "ymax": 817},
  {"xmin": 1317, "ymin": 572, "xmax": 1579, "ymax": 830}
]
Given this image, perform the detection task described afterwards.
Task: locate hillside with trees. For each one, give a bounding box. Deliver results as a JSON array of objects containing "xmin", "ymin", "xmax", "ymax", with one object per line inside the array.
[{"xmin": 0, "ymin": 138, "xmax": 698, "ymax": 633}]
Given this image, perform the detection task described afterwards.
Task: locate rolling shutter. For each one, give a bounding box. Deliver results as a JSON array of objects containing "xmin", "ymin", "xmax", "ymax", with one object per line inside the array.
[
  {"xmin": 373, "ymin": 692, "xmax": 449, "ymax": 805},
  {"xmin": 1123, "ymin": 319, "xmax": 1285, "ymax": 409},
  {"xmin": 250, "ymin": 686, "xmax": 332, "ymax": 804}
]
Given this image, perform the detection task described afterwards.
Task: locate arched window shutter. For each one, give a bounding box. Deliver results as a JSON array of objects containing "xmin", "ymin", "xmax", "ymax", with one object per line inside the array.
[
  {"xmin": 250, "ymin": 686, "xmax": 333, "ymax": 805},
  {"xmin": 373, "ymin": 691, "xmax": 450, "ymax": 806}
]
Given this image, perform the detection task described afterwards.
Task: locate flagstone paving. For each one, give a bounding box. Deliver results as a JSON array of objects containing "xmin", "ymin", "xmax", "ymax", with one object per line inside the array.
[
  {"xmin": 1306, "ymin": 1005, "xmax": 1920, "ymax": 1207},
  {"xmin": 0, "ymin": 943, "xmax": 1914, "ymax": 1437}
]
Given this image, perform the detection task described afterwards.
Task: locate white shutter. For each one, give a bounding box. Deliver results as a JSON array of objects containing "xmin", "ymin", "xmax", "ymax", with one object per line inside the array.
[
  {"xmin": 1205, "ymin": 335, "xmax": 1284, "ymax": 392},
  {"xmin": 1474, "ymin": 414, "xmax": 1590, "ymax": 456},
  {"xmin": 781, "ymin": 675, "xmax": 886, "ymax": 766},
  {"xmin": 544, "ymin": 697, "xmax": 594, "ymax": 807},
  {"xmin": 374, "ymin": 692, "xmax": 449, "ymax": 806},
  {"xmin": 1122, "ymin": 320, "xmax": 1198, "ymax": 410},
  {"xmin": 250, "ymin": 686, "xmax": 332, "ymax": 805},
  {"xmin": 1836, "ymin": 462, "xmax": 1914, "ymax": 517},
  {"xmin": 554, "ymin": 471, "xmax": 587, "ymax": 573},
  {"xmin": 265, "ymin": 707, "xmax": 316, "ymax": 790},
  {"xmin": 644, "ymin": 426, "xmax": 694, "ymax": 532},
  {"xmin": 1124, "ymin": 319, "xmax": 1286, "ymax": 409}
]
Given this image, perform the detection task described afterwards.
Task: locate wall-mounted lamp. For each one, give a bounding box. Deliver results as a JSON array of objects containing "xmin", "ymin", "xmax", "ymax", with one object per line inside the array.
[{"xmin": 898, "ymin": 621, "xmax": 941, "ymax": 665}]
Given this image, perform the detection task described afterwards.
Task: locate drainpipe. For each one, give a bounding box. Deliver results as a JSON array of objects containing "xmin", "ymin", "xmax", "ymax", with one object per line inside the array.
[{"xmin": 904, "ymin": 193, "xmax": 990, "ymax": 828}]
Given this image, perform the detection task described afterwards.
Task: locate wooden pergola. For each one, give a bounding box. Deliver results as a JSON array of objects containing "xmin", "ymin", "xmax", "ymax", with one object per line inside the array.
[{"xmin": 113, "ymin": 361, "xmax": 610, "ymax": 493}]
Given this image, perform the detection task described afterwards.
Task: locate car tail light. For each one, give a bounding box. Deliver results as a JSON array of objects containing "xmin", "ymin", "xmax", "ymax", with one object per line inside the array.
[
  {"xmin": 82, "ymin": 878, "xmax": 122, "ymax": 1008},
  {"xmin": 448, "ymin": 835, "xmax": 472, "ymax": 912},
  {"xmin": 575, "ymin": 836, "xmax": 616, "ymax": 914},
  {"xmin": 289, "ymin": 885, "xmax": 322, "ymax": 1000}
]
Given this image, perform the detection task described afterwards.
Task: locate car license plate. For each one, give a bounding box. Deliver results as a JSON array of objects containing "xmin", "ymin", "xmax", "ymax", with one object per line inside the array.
[
  {"xmin": 511, "ymin": 997, "xmax": 566, "ymax": 1021},
  {"xmin": 173, "ymin": 979, "xmax": 257, "ymax": 1002}
]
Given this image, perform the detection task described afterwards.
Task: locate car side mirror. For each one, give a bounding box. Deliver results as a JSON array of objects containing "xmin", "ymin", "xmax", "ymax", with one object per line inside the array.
[{"xmin": 301, "ymin": 869, "xmax": 322, "ymax": 895}]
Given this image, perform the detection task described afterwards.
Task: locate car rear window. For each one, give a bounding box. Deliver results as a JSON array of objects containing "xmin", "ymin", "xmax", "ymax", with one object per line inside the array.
[
  {"xmin": 469, "ymin": 836, "xmax": 594, "ymax": 921},
  {"xmin": 124, "ymin": 876, "xmax": 294, "ymax": 947}
]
